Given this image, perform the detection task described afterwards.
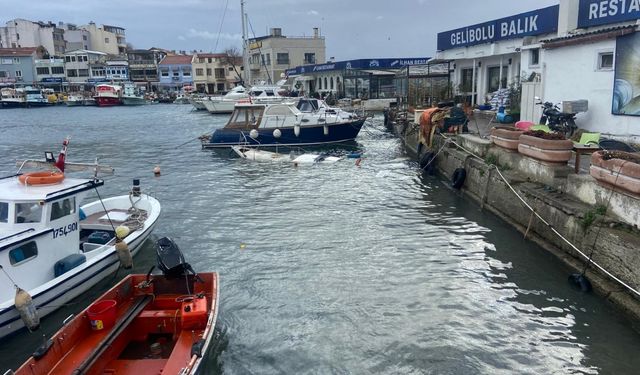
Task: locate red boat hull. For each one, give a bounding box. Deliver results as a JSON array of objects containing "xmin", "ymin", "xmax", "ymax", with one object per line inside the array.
[{"xmin": 94, "ymin": 97, "xmax": 122, "ymax": 107}]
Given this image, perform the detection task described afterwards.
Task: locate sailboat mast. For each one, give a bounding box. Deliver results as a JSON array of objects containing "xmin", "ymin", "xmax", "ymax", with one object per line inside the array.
[{"xmin": 240, "ymin": 0, "xmax": 251, "ymax": 85}]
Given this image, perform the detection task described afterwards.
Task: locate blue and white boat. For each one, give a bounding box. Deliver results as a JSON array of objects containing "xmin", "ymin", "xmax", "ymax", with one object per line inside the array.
[
  {"xmin": 202, "ymin": 98, "xmax": 367, "ymax": 148},
  {"xmin": 24, "ymin": 87, "xmax": 51, "ymax": 107},
  {"xmin": 0, "ymin": 140, "xmax": 161, "ymax": 339}
]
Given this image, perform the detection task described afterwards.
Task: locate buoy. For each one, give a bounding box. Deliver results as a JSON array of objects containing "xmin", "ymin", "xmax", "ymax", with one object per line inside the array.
[
  {"xmin": 323, "ymin": 125, "xmax": 329, "ymax": 136},
  {"xmin": 249, "ymin": 129, "xmax": 259, "ymax": 139},
  {"xmin": 15, "ymin": 287, "xmax": 39, "ymax": 331},
  {"xmin": 568, "ymin": 273, "xmax": 592, "ymax": 292},
  {"xmin": 294, "ymin": 124, "xmax": 300, "ymax": 137},
  {"xmin": 153, "ymin": 166, "xmax": 161, "ymax": 176},
  {"xmin": 115, "ymin": 225, "xmax": 130, "ymax": 240},
  {"xmin": 115, "ymin": 239, "xmax": 133, "ymax": 269},
  {"xmin": 273, "ymin": 129, "xmax": 281, "ymax": 138},
  {"xmin": 355, "ymin": 158, "xmax": 362, "ymax": 167}
]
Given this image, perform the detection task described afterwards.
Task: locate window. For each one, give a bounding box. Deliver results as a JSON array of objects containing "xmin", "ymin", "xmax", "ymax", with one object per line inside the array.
[
  {"xmin": 161, "ymin": 69, "xmax": 169, "ymax": 77},
  {"xmin": 217, "ymin": 83, "xmax": 225, "ymax": 91},
  {"xmin": 82, "ymin": 56, "xmax": 88, "ymax": 62},
  {"xmin": 206, "ymin": 68, "xmax": 212, "ymax": 76},
  {"xmin": 15, "ymin": 202, "xmax": 42, "ymax": 223},
  {"xmin": 67, "ymin": 69, "xmax": 78, "ymax": 77},
  {"xmin": 228, "ymin": 67, "xmax": 234, "ymax": 71},
  {"xmin": 598, "ymin": 51, "xmax": 614, "ymax": 70},
  {"xmin": 487, "ymin": 66, "xmax": 508, "ymax": 92},
  {"xmin": 262, "ymin": 53, "xmax": 270, "ymax": 65},
  {"xmin": 304, "ymin": 53, "xmax": 315, "ymax": 64},
  {"xmin": 196, "ymin": 68, "xmax": 203, "ymax": 76},
  {"xmin": 50, "ymin": 197, "xmax": 75, "ymax": 221},
  {"xmin": 324, "ymin": 77, "xmax": 327, "ymax": 89},
  {"xmin": 460, "ymin": 68, "xmax": 475, "ymax": 93},
  {"xmin": 199, "ymin": 58, "xmax": 205, "ymax": 63},
  {"xmin": 9, "ymin": 242, "xmax": 38, "ymax": 265},
  {"xmin": 83, "ymin": 35, "xmax": 87, "ymax": 41},
  {"xmin": 182, "ymin": 69, "xmax": 191, "ymax": 76},
  {"xmin": 530, "ymin": 48, "xmax": 540, "ymax": 66},
  {"xmin": 214, "ymin": 68, "xmax": 225, "ymax": 79},
  {"xmin": 330, "ymin": 77, "xmax": 334, "ymax": 90},
  {"xmin": 71, "ymin": 56, "xmax": 76, "ymax": 62},
  {"xmin": 105, "ymin": 37, "xmax": 110, "ymax": 44},
  {"xmin": 208, "ymin": 58, "xmax": 212, "ymax": 63},
  {"xmin": 78, "ymin": 69, "xmax": 89, "ymax": 77},
  {"xmin": 51, "ymin": 66, "xmax": 64, "ymax": 74},
  {"xmin": 0, "ymin": 202, "xmax": 7, "ymax": 223},
  {"xmin": 36, "ymin": 67, "xmax": 50, "ymax": 75},
  {"xmin": 14, "ymin": 70, "xmax": 22, "ymax": 77},
  {"xmin": 12, "ymin": 57, "xmax": 19, "ymax": 63},
  {"xmin": 0, "ymin": 71, "xmax": 6, "ymax": 78},
  {"xmin": 65, "ymin": 56, "xmax": 71, "ymax": 63},
  {"xmin": 276, "ymin": 53, "xmax": 289, "ymax": 65},
  {"xmin": 173, "ymin": 70, "xmax": 180, "ymax": 77}
]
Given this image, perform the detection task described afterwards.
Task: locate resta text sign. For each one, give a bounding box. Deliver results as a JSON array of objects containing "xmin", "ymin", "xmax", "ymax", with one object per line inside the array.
[{"xmin": 578, "ymin": 0, "xmax": 640, "ymax": 28}]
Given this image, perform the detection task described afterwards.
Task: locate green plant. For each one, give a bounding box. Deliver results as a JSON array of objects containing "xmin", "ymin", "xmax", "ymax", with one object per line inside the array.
[
  {"xmin": 485, "ymin": 153, "xmax": 499, "ymax": 166},
  {"xmin": 580, "ymin": 205, "xmax": 608, "ymax": 230}
]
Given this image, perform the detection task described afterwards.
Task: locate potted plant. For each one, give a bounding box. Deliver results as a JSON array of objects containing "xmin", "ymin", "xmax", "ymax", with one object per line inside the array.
[
  {"xmin": 518, "ymin": 130, "xmax": 574, "ymax": 164},
  {"xmin": 490, "ymin": 126, "xmax": 524, "ymax": 151},
  {"xmin": 590, "ymin": 150, "xmax": 640, "ymax": 195},
  {"xmin": 507, "ymin": 79, "xmax": 522, "ymax": 123}
]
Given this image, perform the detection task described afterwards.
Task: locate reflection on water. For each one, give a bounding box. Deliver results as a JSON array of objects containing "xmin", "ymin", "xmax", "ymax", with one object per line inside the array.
[{"xmin": 0, "ymin": 105, "xmax": 639, "ymax": 374}]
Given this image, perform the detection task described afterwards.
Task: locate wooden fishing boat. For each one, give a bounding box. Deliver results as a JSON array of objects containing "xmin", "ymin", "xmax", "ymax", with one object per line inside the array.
[{"xmin": 11, "ymin": 237, "xmax": 219, "ymax": 375}]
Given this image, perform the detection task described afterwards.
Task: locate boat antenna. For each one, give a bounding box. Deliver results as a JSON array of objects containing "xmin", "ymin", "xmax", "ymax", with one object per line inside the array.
[
  {"xmin": 247, "ymin": 16, "xmax": 273, "ymax": 84},
  {"xmin": 213, "ymin": 0, "xmax": 230, "ymax": 53}
]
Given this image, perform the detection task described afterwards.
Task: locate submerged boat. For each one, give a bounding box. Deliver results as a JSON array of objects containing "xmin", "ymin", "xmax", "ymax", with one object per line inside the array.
[
  {"xmin": 231, "ymin": 146, "xmax": 342, "ymax": 164},
  {"xmin": 202, "ymin": 98, "xmax": 367, "ymax": 148},
  {"xmin": 94, "ymin": 84, "xmax": 122, "ymax": 107},
  {"xmin": 10, "ymin": 237, "xmax": 219, "ymax": 375},
  {"xmin": 0, "ymin": 139, "xmax": 161, "ymax": 339},
  {"xmin": 121, "ymin": 83, "xmax": 147, "ymax": 106}
]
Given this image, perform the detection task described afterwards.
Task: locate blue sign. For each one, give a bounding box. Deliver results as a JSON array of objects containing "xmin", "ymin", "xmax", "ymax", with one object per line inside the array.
[
  {"xmin": 437, "ymin": 6, "xmax": 559, "ymax": 51},
  {"xmin": 41, "ymin": 77, "xmax": 63, "ymax": 83},
  {"xmin": 578, "ymin": 0, "xmax": 640, "ymax": 28},
  {"xmin": 285, "ymin": 57, "xmax": 431, "ymax": 76}
]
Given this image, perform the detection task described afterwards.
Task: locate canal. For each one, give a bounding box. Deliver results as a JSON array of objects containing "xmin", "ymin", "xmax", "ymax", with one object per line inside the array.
[{"xmin": 0, "ymin": 104, "xmax": 639, "ymax": 374}]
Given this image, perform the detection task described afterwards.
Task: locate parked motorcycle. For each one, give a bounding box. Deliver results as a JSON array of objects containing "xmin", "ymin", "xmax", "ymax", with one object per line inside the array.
[{"xmin": 535, "ymin": 97, "xmax": 578, "ymax": 137}]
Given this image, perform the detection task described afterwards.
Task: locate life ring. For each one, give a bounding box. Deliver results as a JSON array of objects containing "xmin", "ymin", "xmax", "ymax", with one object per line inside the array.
[
  {"xmin": 18, "ymin": 171, "xmax": 65, "ymax": 185},
  {"xmin": 451, "ymin": 168, "xmax": 467, "ymax": 189}
]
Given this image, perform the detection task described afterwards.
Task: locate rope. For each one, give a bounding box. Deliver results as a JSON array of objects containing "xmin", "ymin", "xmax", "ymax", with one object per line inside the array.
[{"xmin": 439, "ymin": 134, "xmax": 640, "ymax": 298}]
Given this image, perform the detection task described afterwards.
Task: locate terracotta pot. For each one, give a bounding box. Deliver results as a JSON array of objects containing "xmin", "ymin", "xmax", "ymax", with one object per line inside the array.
[
  {"xmin": 590, "ymin": 151, "xmax": 640, "ymax": 195},
  {"xmin": 491, "ymin": 127, "xmax": 524, "ymax": 151},
  {"xmin": 517, "ymin": 134, "xmax": 573, "ymax": 164}
]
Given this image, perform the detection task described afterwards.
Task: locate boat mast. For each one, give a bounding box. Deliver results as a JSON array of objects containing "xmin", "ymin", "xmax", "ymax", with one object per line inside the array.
[{"xmin": 241, "ymin": 0, "xmax": 251, "ymax": 86}]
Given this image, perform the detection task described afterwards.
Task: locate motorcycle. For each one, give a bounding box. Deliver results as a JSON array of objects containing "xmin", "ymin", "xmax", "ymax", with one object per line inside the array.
[{"xmin": 535, "ymin": 97, "xmax": 578, "ymax": 137}]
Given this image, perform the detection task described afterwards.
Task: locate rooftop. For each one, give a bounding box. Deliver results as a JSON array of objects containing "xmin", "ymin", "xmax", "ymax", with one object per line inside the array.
[
  {"xmin": 159, "ymin": 55, "xmax": 193, "ymax": 65},
  {"xmin": 0, "ymin": 47, "xmax": 39, "ymax": 57},
  {"xmin": 195, "ymin": 53, "xmax": 227, "ymax": 59}
]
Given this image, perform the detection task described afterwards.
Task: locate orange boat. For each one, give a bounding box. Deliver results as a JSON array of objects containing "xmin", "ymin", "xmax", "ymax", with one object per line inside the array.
[{"xmin": 12, "ymin": 238, "xmax": 220, "ymax": 375}]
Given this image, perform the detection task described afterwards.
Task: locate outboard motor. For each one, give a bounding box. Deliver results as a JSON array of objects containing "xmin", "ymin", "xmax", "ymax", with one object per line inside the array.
[{"xmin": 156, "ymin": 237, "xmax": 198, "ymax": 279}]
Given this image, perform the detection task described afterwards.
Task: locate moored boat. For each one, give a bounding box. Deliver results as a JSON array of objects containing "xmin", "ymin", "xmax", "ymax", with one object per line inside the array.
[
  {"xmin": 121, "ymin": 83, "xmax": 147, "ymax": 106},
  {"xmin": 10, "ymin": 237, "xmax": 219, "ymax": 375},
  {"xmin": 94, "ymin": 84, "xmax": 122, "ymax": 107},
  {"xmin": 0, "ymin": 88, "xmax": 26, "ymax": 108},
  {"xmin": 24, "ymin": 87, "xmax": 52, "ymax": 107},
  {"xmin": 65, "ymin": 95, "xmax": 84, "ymax": 107},
  {"xmin": 0, "ymin": 139, "xmax": 161, "ymax": 339},
  {"xmin": 202, "ymin": 98, "xmax": 367, "ymax": 148}
]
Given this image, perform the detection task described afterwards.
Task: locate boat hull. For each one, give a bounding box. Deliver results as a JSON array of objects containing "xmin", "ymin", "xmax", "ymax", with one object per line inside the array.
[
  {"xmin": 204, "ymin": 118, "xmax": 366, "ymax": 148},
  {"xmin": 0, "ymin": 195, "xmax": 161, "ymax": 339},
  {"xmin": 0, "ymin": 101, "xmax": 26, "ymax": 108},
  {"xmin": 25, "ymin": 101, "xmax": 52, "ymax": 108},
  {"xmin": 203, "ymin": 100, "xmax": 235, "ymax": 114},
  {"xmin": 95, "ymin": 97, "xmax": 122, "ymax": 107},
  {"xmin": 121, "ymin": 97, "xmax": 147, "ymax": 106},
  {"xmin": 65, "ymin": 100, "xmax": 84, "ymax": 107}
]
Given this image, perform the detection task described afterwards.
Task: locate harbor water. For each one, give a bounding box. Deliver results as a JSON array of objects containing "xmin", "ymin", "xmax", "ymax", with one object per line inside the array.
[{"xmin": 1, "ymin": 105, "xmax": 640, "ymax": 374}]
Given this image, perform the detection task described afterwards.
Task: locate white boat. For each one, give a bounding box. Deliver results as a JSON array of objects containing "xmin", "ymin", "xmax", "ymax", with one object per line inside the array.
[
  {"xmin": 231, "ymin": 146, "xmax": 342, "ymax": 164},
  {"xmin": 203, "ymin": 83, "xmax": 292, "ymax": 114},
  {"xmin": 24, "ymin": 87, "xmax": 51, "ymax": 107},
  {"xmin": 65, "ymin": 95, "xmax": 84, "ymax": 107},
  {"xmin": 202, "ymin": 86, "xmax": 249, "ymax": 114},
  {"xmin": 173, "ymin": 94, "xmax": 191, "ymax": 104},
  {"xmin": 0, "ymin": 139, "xmax": 161, "ymax": 339},
  {"xmin": 121, "ymin": 83, "xmax": 147, "ymax": 106},
  {"xmin": 0, "ymin": 88, "xmax": 26, "ymax": 108}
]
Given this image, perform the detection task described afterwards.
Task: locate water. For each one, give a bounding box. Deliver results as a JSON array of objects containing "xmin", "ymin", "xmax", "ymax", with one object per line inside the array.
[{"xmin": 1, "ymin": 105, "xmax": 640, "ymax": 374}]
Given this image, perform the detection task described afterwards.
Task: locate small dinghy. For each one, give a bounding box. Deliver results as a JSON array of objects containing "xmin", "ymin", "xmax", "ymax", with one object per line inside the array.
[
  {"xmin": 232, "ymin": 146, "xmax": 342, "ymax": 165},
  {"xmin": 11, "ymin": 237, "xmax": 220, "ymax": 375}
]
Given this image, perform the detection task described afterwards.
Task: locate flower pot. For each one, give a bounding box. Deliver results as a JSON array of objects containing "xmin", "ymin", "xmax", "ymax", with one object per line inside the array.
[
  {"xmin": 590, "ymin": 151, "xmax": 640, "ymax": 195},
  {"xmin": 517, "ymin": 134, "xmax": 573, "ymax": 164},
  {"xmin": 490, "ymin": 127, "xmax": 524, "ymax": 151}
]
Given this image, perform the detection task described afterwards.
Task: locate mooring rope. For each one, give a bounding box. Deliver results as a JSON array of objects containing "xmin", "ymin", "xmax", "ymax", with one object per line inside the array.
[{"xmin": 438, "ymin": 134, "xmax": 640, "ymax": 298}]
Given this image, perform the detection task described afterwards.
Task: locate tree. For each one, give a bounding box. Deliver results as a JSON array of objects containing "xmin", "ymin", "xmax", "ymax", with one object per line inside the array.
[{"xmin": 223, "ymin": 47, "xmax": 243, "ymax": 85}]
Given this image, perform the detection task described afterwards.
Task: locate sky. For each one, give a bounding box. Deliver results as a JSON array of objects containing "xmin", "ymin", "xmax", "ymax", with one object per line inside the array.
[{"xmin": 2, "ymin": 0, "xmax": 558, "ymax": 60}]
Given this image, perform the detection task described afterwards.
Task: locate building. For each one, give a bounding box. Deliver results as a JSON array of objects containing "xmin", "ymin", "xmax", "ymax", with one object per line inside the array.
[
  {"xmin": 80, "ymin": 22, "xmax": 122, "ymax": 56},
  {"xmin": 61, "ymin": 23, "xmax": 91, "ymax": 52},
  {"xmin": 434, "ymin": 0, "xmax": 640, "ymax": 139},
  {"xmin": 285, "ymin": 57, "xmax": 431, "ymax": 99},
  {"xmin": 191, "ymin": 53, "xmax": 239, "ymax": 94},
  {"xmin": 158, "ymin": 55, "xmax": 193, "ymax": 92},
  {"xmin": 34, "ymin": 58, "xmax": 66, "ymax": 90},
  {"xmin": 127, "ymin": 48, "xmax": 167, "ymax": 89},
  {"xmin": 63, "ymin": 49, "xmax": 107, "ymax": 84},
  {"xmin": 0, "ymin": 19, "xmax": 65, "ymax": 57},
  {"xmin": 105, "ymin": 58, "xmax": 129, "ymax": 82},
  {"xmin": 245, "ymin": 27, "xmax": 325, "ymax": 85},
  {"xmin": 0, "ymin": 47, "xmax": 42, "ymax": 85}
]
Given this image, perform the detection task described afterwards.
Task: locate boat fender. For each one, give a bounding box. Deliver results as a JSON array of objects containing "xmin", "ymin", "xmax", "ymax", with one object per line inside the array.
[
  {"xmin": 323, "ymin": 125, "xmax": 329, "ymax": 136},
  {"xmin": 568, "ymin": 273, "xmax": 592, "ymax": 293},
  {"xmin": 451, "ymin": 168, "xmax": 467, "ymax": 189},
  {"xmin": 249, "ymin": 129, "xmax": 259, "ymax": 139},
  {"xmin": 115, "ymin": 225, "xmax": 130, "ymax": 240},
  {"xmin": 419, "ymin": 151, "xmax": 436, "ymax": 175},
  {"xmin": 273, "ymin": 129, "xmax": 282, "ymax": 139},
  {"xmin": 294, "ymin": 124, "xmax": 300, "ymax": 137},
  {"xmin": 15, "ymin": 287, "xmax": 39, "ymax": 331},
  {"xmin": 191, "ymin": 338, "xmax": 206, "ymax": 358},
  {"xmin": 116, "ymin": 239, "xmax": 133, "ymax": 269}
]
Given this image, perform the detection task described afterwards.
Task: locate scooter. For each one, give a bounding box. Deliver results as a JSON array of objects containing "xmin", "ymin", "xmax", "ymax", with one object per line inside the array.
[{"xmin": 535, "ymin": 96, "xmax": 578, "ymax": 136}]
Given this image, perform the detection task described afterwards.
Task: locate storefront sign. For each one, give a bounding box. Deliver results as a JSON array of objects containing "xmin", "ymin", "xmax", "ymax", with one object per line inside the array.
[
  {"xmin": 437, "ymin": 6, "xmax": 559, "ymax": 51},
  {"xmin": 285, "ymin": 57, "xmax": 430, "ymax": 76},
  {"xmin": 578, "ymin": 0, "xmax": 640, "ymax": 28},
  {"xmin": 41, "ymin": 77, "xmax": 63, "ymax": 83}
]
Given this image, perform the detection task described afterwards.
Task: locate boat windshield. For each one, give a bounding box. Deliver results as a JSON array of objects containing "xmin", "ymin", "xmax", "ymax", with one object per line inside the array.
[
  {"xmin": 15, "ymin": 202, "xmax": 42, "ymax": 223},
  {"xmin": 0, "ymin": 202, "xmax": 7, "ymax": 223},
  {"xmin": 225, "ymin": 106, "xmax": 265, "ymax": 129}
]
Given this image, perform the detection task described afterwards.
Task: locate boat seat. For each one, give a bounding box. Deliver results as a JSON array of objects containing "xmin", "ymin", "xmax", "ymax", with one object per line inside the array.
[{"xmin": 160, "ymin": 330, "xmax": 202, "ymax": 375}]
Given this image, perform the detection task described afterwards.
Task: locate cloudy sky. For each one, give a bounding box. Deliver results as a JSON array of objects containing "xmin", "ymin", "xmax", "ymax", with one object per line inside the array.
[{"xmin": 3, "ymin": 0, "xmax": 557, "ymax": 60}]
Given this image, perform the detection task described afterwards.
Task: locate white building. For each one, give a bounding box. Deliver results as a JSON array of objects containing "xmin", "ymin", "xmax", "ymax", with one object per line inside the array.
[
  {"xmin": 63, "ymin": 49, "xmax": 107, "ymax": 83},
  {"xmin": 0, "ymin": 19, "xmax": 66, "ymax": 57},
  {"xmin": 78, "ymin": 23, "xmax": 123, "ymax": 56},
  {"xmin": 61, "ymin": 23, "xmax": 91, "ymax": 52}
]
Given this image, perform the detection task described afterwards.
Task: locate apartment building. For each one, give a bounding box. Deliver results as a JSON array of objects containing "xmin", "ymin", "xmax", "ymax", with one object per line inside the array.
[
  {"xmin": 191, "ymin": 53, "xmax": 240, "ymax": 94},
  {"xmin": 0, "ymin": 19, "xmax": 65, "ymax": 57},
  {"xmin": 0, "ymin": 47, "xmax": 43, "ymax": 85}
]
